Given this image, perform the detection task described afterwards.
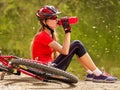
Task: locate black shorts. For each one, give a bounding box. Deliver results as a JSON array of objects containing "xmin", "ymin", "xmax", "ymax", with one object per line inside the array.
[{"xmin": 52, "ymin": 40, "xmax": 87, "ymax": 70}]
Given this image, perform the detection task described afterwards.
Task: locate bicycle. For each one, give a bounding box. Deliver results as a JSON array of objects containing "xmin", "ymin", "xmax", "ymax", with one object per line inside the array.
[{"xmin": 0, "ymin": 51, "xmax": 79, "ymax": 84}]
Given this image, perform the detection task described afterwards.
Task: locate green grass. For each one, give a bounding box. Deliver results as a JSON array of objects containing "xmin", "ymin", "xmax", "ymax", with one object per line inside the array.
[{"xmin": 66, "ymin": 56, "xmax": 120, "ymax": 80}]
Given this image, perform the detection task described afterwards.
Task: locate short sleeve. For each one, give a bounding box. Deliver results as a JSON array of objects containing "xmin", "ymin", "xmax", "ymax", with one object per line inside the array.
[{"xmin": 39, "ymin": 32, "xmax": 53, "ymax": 46}]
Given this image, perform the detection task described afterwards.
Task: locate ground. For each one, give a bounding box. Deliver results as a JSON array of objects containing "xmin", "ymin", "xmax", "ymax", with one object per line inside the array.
[{"xmin": 0, "ymin": 73, "xmax": 120, "ymax": 90}]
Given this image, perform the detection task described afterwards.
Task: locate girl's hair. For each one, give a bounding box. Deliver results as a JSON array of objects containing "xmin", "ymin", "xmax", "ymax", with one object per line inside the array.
[{"xmin": 38, "ymin": 21, "xmax": 58, "ymax": 41}]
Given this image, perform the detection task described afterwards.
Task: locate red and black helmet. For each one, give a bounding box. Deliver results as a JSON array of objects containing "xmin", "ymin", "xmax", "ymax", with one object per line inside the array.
[{"xmin": 36, "ymin": 5, "xmax": 61, "ymax": 20}]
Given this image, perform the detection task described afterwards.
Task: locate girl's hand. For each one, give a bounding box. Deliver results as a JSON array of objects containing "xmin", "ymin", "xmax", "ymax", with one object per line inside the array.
[{"xmin": 61, "ymin": 16, "xmax": 71, "ymax": 33}]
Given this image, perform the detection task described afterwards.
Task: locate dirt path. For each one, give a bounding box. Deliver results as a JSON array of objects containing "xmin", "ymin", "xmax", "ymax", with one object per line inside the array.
[{"xmin": 0, "ymin": 74, "xmax": 120, "ymax": 90}]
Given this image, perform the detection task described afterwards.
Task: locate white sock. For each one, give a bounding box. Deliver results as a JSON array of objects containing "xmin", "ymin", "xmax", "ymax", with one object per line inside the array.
[
  {"xmin": 86, "ymin": 70, "xmax": 93, "ymax": 74},
  {"xmin": 93, "ymin": 68, "xmax": 102, "ymax": 76}
]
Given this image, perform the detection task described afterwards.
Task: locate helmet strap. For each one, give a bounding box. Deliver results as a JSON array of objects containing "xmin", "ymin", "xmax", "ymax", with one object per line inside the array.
[
  {"xmin": 43, "ymin": 24, "xmax": 54, "ymax": 38},
  {"xmin": 40, "ymin": 19, "xmax": 54, "ymax": 38}
]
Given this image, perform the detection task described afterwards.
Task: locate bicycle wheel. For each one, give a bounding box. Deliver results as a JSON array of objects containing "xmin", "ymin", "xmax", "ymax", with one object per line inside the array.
[
  {"xmin": 0, "ymin": 64, "xmax": 8, "ymax": 72},
  {"xmin": 24, "ymin": 67, "xmax": 76, "ymax": 83},
  {"xmin": 10, "ymin": 58, "xmax": 79, "ymax": 83},
  {"xmin": 0, "ymin": 64, "xmax": 10, "ymax": 80}
]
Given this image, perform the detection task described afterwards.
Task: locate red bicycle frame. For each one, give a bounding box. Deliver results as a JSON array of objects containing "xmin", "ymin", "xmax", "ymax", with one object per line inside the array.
[{"xmin": 0, "ymin": 53, "xmax": 44, "ymax": 80}]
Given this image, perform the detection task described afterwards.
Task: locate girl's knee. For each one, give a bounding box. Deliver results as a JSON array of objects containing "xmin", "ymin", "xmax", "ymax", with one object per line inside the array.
[
  {"xmin": 71, "ymin": 40, "xmax": 87, "ymax": 57},
  {"xmin": 71, "ymin": 40, "xmax": 84, "ymax": 47}
]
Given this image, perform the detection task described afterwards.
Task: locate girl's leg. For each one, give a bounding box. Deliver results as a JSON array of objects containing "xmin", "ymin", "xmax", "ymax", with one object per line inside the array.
[
  {"xmin": 53, "ymin": 40, "xmax": 102, "ymax": 75},
  {"xmin": 79, "ymin": 57, "xmax": 93, "ymax": 74},
  {"xmin": 52, "ymin": 40, "xmax": 86, "ymax": 70},
  {"xmin": 78, "ymin": 53, "xmax": 102, "ymax": 76},
  {"xmin": 78, "ymin": 53, "xmax": 97, "ymax": 71},
  {"xmin": 52, "ymin": 40, "xmax": 116, "ymax": 82}
]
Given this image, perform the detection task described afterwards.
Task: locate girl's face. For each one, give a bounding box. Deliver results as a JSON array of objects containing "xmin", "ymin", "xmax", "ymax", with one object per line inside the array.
[{"xmin": 45, "ymin": 16, "xmax": 58, "ymax": 29}]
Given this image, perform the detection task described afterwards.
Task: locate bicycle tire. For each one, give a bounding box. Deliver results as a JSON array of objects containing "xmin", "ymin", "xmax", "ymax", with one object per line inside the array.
[
  {"xmin": 11, "ymin": 59, "xmax": 79, "ymax": 83},
  {"xmin": 0, "ymin": 64, "xmax": 8, "ymax": 72},
  {"xmin": 24, "ymin": 67, "xmax": 75, "ymax": 83}
]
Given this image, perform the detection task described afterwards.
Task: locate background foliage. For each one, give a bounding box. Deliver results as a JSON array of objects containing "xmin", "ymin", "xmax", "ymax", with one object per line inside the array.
[{"xmin": 0, "ymin": 0, "xmax": 120, "ymax": 79}]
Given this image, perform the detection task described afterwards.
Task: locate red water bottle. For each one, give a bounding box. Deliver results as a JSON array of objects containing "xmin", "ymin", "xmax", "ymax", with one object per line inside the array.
[{"xmin": 57, "ymin": 16, "xmax": 78, "ymax": 26}]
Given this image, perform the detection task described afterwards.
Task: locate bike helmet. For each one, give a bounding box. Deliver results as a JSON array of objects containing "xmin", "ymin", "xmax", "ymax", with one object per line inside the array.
[{"xmin": 36, "ymin": 5, "xmax": 61, "ymax": 20}]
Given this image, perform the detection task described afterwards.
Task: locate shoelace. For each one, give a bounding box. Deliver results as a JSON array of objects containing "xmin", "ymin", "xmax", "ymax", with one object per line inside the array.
[{"xmin": 101, "ymin": 68, "xmax": 112, "ymax": 76}]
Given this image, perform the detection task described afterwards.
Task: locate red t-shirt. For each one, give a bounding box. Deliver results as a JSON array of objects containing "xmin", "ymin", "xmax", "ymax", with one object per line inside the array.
[{"xmin": 31, "ymin": 31, "xmax": 53, "ymax": 64}]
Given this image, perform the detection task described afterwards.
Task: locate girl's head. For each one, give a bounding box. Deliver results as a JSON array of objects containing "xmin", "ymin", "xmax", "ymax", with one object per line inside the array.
[{"xmin": 36, "ymin": 5, "xmax": 61, "ymax": 30}]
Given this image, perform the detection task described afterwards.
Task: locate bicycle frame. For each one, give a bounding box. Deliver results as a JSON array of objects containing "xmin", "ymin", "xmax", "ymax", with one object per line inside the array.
[{"xmin": 0, "ymin": 52, "xmax": 44, "ymax": 80}]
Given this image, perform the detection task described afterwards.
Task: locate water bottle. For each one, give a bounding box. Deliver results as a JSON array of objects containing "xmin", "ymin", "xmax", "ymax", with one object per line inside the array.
[{"xmin": 57, "ymin": 16, "xmax": 78, "ymax": 25}]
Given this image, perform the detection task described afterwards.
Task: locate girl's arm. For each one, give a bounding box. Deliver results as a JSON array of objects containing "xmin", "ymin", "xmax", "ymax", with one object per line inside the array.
[
  {"xmin": 49, "ymin": 33, "xmax": 70, "ymax": 55},
  {"xmin": 49, "ymin": 17, "xmax": 71, "ymax": 55}
]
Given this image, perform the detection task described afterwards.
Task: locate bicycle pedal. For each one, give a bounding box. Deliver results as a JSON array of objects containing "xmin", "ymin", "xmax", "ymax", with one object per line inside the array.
[
  {"xmin": 12, "ymin": 69, "xmax": 21, "ymax": 75},
  {"xmin": 14, "ymin": 71, "xmax": 21, "ymax": 75}
]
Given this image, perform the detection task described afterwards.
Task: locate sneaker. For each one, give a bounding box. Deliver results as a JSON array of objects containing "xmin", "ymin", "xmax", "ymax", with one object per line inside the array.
[
  {"xmin": 85, "ymin": 74, "xmax": 94, "ymax": 81},
  {"xmin": 102, "ymin": 70, "xmax": 118, "ymax": 81},
  {"xmin": 93, "ymin": 74, "xmax": 116, "ymax": 83}
]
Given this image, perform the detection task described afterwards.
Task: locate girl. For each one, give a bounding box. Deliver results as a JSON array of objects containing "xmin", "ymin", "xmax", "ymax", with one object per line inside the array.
[{"xmin": 31, "ymin": 5, "xmax": 117, "ymax": 83}]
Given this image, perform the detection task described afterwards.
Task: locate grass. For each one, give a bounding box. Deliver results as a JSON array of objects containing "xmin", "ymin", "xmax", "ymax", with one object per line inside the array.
[{"xmin": 66, "ymin": 56, "xmax": 120, "ymax": 80}]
